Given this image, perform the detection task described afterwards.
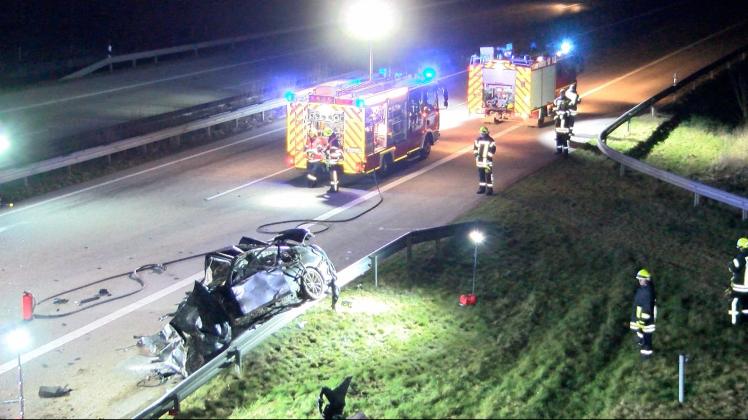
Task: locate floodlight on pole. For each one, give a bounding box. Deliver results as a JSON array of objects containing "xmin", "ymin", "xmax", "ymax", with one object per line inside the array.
[
  {"xmin": 0, "ymin": 132, "xmax": 10, "ymax": 154},
  {"xmin": 341, "ymin": 0, "xmax": 398, "ymax": 81},
  {"xmin": 3, "ymin": 327, "xmax": 31, "ymax": 419},
  {"xmin": 469, "ymin": 230, "xmax": 484, "ymax": 295}
]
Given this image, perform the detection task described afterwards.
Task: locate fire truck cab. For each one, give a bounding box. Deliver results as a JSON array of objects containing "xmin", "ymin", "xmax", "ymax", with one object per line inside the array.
[
  {"xmin": 468, "ymin": 44, "xmax": 579, "ymax": 127},
  {"xmin": 286, "ymin": 72, "xmax": 446, "ymax": 187}
]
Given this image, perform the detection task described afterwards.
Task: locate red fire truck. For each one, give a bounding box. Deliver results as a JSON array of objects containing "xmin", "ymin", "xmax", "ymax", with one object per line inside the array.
[
  {"xmin": 285, "ymin": 71, "xmax": 447, "ymax": 187},
  {"xmin": 467, "ymin": 43, "xmax": 580, "ymax": 126}
]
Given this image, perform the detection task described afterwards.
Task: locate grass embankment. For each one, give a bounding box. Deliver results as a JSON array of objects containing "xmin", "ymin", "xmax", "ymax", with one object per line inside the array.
[
  {"xmin": 179, "ymin": 149, "xmax": 748, "ymax": 419},
  {"xmin": 605, "ymin": 58, "xmax": 748, "ymax": 196}
]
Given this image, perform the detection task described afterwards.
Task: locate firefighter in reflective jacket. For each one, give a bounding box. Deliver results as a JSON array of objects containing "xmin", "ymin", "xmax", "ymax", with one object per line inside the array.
[
  {"xmin": 325, "ymin": 129, "xmax": 343, "ymax": 193},
  {"xmin": 306, "ymin": 128, "xmax": 328, "ymax": 187},
  {"xmin": 564, "ymin": 82, "xmax": 581, "ymax": 127},
  {"xmin": 474, "ymin": 126, "xmax": 495, "ymax": 195},
  {"xmin": 630, "ymin": 269, "xmax": 657, "ymax": 358},
  {"xmin": 553, "ymin": 92, "xmax": 572, "ymax": 157},
  {"xmin": 727, "ymin": 237, "xmax": 748, "ymax": 325}
]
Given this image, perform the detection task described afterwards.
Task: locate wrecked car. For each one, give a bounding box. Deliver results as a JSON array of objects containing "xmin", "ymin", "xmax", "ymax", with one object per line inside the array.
[{"xmin": 137, "ymin": 228, "xmax": 336, "ymax": 378}]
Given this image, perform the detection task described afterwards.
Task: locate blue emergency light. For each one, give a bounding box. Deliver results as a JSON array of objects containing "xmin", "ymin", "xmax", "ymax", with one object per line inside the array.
[
  {"xmin": 284, "ymin": 90, "xmax": 295, "ymax": 102},
  {"xmin": 355, "ymin": 98, "xmax": 365, "ymax": 108},
  {"xmin": 558, "ymin": 39, "xmax": 573, "ymax": 56},
  {"xmin": 422, "ymin": 67, "xmax": 436, "ymax": 81}
]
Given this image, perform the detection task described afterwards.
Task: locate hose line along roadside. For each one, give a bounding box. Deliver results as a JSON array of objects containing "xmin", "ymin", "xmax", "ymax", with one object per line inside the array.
[{"xmin": 31, "ymin": 254, "xmax": 208, "ymax": 319}]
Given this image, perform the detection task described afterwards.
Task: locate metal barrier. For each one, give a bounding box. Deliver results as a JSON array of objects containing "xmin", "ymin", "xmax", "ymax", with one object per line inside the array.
[
  {"xmin": 61, "ymin": 27, "xmax": 316, "ymax": 80},
  {"xmin": 597, "ymin": 45, "xmax": 748, "ymax": 220},
  {"xmin": 132, "ymin": 220, "xmax": 496, "ymax": 419},
  {"xmin": 0, "ymin": 71, "xmax": 360, "ymax": 187}
]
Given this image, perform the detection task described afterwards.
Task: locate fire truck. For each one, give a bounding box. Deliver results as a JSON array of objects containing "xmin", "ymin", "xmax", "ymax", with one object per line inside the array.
[
  {"xmin": 285, "ymin": 71, "xmax": 447, "ymax": 187},
  {"xmin": 467, "ymin": 43, "xmax": 579, "ymax": 126}
]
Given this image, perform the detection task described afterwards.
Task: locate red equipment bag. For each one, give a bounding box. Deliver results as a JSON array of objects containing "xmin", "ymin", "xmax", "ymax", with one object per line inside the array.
[{"xmin": 459, "ymin": 293, "xmax": 477, "ymax": 306}]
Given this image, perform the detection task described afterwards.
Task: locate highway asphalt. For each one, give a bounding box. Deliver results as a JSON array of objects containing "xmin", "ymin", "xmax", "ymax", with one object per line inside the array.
[{"xmin": 0, "ymin": 1, "xmax": 746, "ymax": 417}]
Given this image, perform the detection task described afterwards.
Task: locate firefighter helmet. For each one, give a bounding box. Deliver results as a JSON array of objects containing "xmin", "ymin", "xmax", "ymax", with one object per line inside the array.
[
  {"xmin": 479, "ymin": 126, "xmax": 489, "ymax": 134},
  {"xmin": 738, "ymin": 237, "xmax": 748, "ymax": 250},
  {"xmin": 636, "ymin": 269, "xmax": 651, "ymax": 281},
  {"xmin": 323, "ymin": 127, "xmax": 333, "ymax": 137}
]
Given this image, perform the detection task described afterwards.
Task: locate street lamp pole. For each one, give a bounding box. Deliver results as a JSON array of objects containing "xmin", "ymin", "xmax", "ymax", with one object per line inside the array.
[
  {"xmin": 3, "ymin": 328, "xmax": 30, "ymax": 419},
  {"xmin": 17, "ymin": 353, "xmax": 24, "ymax": 419},
  {"xmin": 369, "ymin": 41, "xmax": 373, "ymax": 81}
]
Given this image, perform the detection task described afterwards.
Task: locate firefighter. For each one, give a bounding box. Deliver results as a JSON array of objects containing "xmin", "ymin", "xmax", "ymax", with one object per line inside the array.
[
  {"xmin": 727, "ymin": 237, "xmax": 748, "ymax": 325},
  {"xmin": 474, "ymin": 126, "xmax": 496, "ymax": 195},
  {"xmin": 629, "ymin": 269, "xmax": 657, "ymax": 359},
  {"xmin": 325, "ymin": 128, "xmax": 343, "ymax": 193},
  {"xmin": 318, "ymin": 376, "xmax": 352, "ymax": 420},
  {"xmin": 564, "ymin": 82, "xmax": 582, "ymax": 127},
  {"xmin": 553, "ymin": 93, "xmax": 572, "ymax": 157},
  {"xmin": 306, "ymin": 128, "xmax": 327, "ymax": 187}
]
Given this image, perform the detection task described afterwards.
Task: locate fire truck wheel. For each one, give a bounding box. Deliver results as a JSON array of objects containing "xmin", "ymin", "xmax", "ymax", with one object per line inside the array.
[
  {"xmin": 307, "ymin": 178, "xmax": 318, "ymax": 188},
  {"xmin": 378, "ymin": 154, "xmax": 394, "ymax": 177},
  {"xmin": 419, "ymin": 134, "xmax": 433, "ymax": 160}
]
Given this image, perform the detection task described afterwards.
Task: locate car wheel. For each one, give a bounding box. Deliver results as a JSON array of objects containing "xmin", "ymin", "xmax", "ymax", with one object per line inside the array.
[{"xmin": 300, "ymin": 266, "xmax": 327, "ymax": 300}]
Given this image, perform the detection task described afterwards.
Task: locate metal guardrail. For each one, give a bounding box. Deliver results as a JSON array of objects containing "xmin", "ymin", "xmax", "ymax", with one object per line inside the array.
[
  {"xmin": 132, "ymin": 220, "xmax": 496, "ymax": 419},
  {"xmin": 0, "ymin": 98, "xmax": 282, "ymax": 186},
  {"xmin": 597, "ymin": 44, "xmax": 748, "ymax": 220},
  {"xmin": 0, "ymin": 71, "xmax": 360, "ymax": 187},
  {"xmin": 61, "ymin": 27, "xmax": 316, "ymax": 80}
]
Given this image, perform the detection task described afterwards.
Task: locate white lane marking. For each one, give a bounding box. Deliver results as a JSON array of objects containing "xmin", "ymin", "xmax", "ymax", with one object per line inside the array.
[
  {"xmin": 0, "ymin": 272, "xmax": 202, "ymax": 376},
  {"xmin": 0, "ymin": 123, "xmax": 518, "ymax": 375},
  {"xmin": 581, "ymin": 20, "xmax": 748, "ymax": 99},
  {"xmin": 204, "ymin": 167, "xmax": 294, "ymax": 201},
  {"xmin": 0, "ymin": 126, "xmax": 284, "ymax": 219}
]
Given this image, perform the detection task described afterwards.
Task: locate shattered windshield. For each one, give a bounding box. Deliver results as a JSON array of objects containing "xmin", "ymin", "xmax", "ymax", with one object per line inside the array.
[
  {"xmin": 230, "ymin": 247, "xmax": 278, "ymax": 285},
  {"xmin": 204, "ymin": 256, "xmax": 231, "ymax": 290}
]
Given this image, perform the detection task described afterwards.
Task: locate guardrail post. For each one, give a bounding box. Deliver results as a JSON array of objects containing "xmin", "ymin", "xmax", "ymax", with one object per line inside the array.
[
  {"xmin": 207, "ymin": 126, "xmax": 212, "ymax": 139},
  {"xmin": 678, "ymin": 354, "xmax": 687, "ymax": 403},
  {"xmin": 693, "ymin": 193, "xmax": 701, "ymax": 207},
  {"xmin": 742, "ymin": 209, "xmax": 747, "ymax": 221},
  {"xmin": 167, "ymin": 395, "xmax": 181, "ymax": 417},
  {"xmin": 406, "ymin": 236, "xmax": 413, "ymax": 265},
  {"xmin": 650, "ymin": 106, "xmax": 655, "ymax": 118},
  {"xmin": 107, "ymin": 154, "xmax": 112, "ymax": 165},
  {"xmin": 627, "ymin": 119, "xmax": 631, "ymax": 135},
  {"xmin": 371, "ymin": 255, "xmax": 378, "ymax": 287},
  {"xmin": 154, "ymin": 56, "xmax": 158, "ymax": 64},
  {"xmin": 260, "ymin": 111, "xmax": 265, "ymax": 122},
  {"xmin": 132, "ymin": 59, "xmax": 136, "ymax": 68},
  {"xmin": 435, "ymin": 238, "xmax": 441, "ymax": 256},
  {"xmin": 619, "ymin": 163, "xmax": 625, "ymax": 177}
]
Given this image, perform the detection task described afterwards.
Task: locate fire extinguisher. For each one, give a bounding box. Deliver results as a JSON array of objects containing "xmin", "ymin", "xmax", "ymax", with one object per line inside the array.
[{"xmin": 22, "ymin": 291, "xmax": 35, "ymax": 321}]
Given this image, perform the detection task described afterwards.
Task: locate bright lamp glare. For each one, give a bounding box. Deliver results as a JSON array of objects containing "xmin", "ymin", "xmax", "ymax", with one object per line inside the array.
[
  {"xmin": 5, "ymin": 328, "xmax": 31, "ymax": 353},
  {"xmin": 559, "ymin": 40, "xmax": 573, "ymax": 55},
  {"xmin": 0, "ymin": 133, "xmax": 9, "ymax": 154},
  {"xmin": 342, "ymin": 0, "xmax": 398, "ymax": 41},
  {"xmin": 469, "ymin": 230, "xmax": 485, "ymax": 244}
]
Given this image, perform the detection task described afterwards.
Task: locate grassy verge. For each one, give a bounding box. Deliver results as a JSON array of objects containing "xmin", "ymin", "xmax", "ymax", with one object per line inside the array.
[
  {"xmin": 645, "ymin": 117, "xmax": 748, "ymax": 196},
  {"xmin": 178, "ymin": 150, "xmax": 748, "ymax": 419},
  {"xmin": 604, "ymin": 115, "xmax": 666, "ymax": 153}
]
